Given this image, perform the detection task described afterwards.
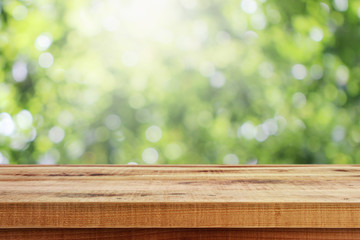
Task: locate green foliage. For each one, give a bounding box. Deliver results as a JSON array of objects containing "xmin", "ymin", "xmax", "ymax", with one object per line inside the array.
[{"xmin": 0, "ymin": 0, "xmax": 360, "ymax": 164}]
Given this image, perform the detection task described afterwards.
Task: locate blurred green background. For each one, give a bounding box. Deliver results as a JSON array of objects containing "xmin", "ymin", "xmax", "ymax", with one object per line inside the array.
[{"xmin": 0, "ymin": 0, "xmax": 359, "ymax": 164}]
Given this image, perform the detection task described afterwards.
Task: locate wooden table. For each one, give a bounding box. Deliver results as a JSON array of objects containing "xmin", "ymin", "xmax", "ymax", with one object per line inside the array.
[{"xmin": 0, "ymin": 165, "xmax": 360, "ymax": 239}]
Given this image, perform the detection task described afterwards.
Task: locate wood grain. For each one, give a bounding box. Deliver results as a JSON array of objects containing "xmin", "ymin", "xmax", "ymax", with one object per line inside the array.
[
  {"xmin": 0, "ymin": 165, "xmax": 360, "ymax": 228},
  {"xmin": 1, "ymin": 228, "xmax": 360, "ymax": 240}
]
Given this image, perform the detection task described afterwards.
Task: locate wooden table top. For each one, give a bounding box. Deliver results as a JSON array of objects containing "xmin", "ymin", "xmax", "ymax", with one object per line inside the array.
[{"xmin": 0, "ymin": 165, "xmax": 359, "ymax": 228}]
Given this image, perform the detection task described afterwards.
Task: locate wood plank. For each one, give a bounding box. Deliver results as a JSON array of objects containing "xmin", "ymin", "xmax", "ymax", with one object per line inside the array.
[
  {"xmin": 0, "ymin": 165, "xmax": 360, "ymax": 228},
  {"xmin": 1, "ymin": 228, "xmax": 360, "ymax": 240}
]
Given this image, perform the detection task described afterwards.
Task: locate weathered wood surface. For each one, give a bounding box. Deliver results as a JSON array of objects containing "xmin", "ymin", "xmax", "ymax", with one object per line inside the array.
[
  {"xmin": 0, "ymin": 165, "xmax": 360, "ymax": 228},
  {"xmin": 1, "ymin": 228, "xmax": 360, "ymax": 240}
]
